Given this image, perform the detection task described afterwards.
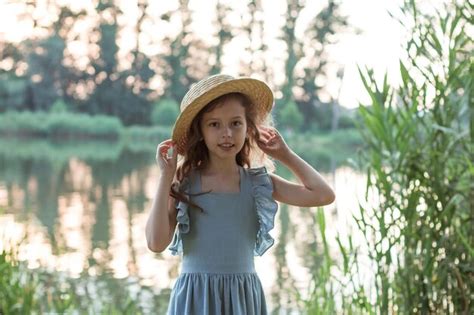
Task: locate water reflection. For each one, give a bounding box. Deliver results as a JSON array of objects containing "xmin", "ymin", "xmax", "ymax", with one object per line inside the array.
[{"xmin": 0, "ymin": 138, "xmax": 365, "ymax": 313}]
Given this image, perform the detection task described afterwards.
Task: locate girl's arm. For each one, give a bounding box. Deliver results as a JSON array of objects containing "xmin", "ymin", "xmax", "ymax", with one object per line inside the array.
[
  {"xmin": 145, "ymin": 140, "xmax": 178, "ymax": 253},
  {"xmin": 257, "ymin": 126, "xmax": 335, "ymax": 207}
]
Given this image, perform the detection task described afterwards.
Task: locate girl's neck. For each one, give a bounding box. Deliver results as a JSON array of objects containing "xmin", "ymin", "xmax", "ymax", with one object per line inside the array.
[{"xmin": 204, "ymin": 158, "xmax": 239, "ymax": 175}]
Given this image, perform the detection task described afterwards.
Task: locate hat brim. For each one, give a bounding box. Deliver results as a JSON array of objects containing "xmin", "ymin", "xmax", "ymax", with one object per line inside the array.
[{"xmin": 172, "ymin": 78, "xmax": 273, "ymax": 155}]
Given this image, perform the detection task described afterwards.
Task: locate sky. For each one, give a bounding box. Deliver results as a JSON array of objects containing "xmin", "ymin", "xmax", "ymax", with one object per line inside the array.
[{"xmin": 0, "ymin": 0, "xmax": 408, "ymax": 109}]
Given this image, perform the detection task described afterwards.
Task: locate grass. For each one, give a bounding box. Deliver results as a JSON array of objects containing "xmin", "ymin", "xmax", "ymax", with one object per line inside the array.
[{"xmin": 0, "ymin": 238, "xmax": 170, "ymax": 314}]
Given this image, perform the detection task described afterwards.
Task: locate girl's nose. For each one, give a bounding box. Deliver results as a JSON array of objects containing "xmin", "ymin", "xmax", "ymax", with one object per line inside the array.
[{"xmin": 222, "ymin": 126, "xmax": 232, "ymax": 138}]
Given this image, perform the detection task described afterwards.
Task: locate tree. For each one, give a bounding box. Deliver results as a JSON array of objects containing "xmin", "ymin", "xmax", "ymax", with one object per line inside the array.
[
  {"xmin": 151, "ymin": 98, "xmax": 180, "ymax": 126},
  {"xmin": 301, "ymin": 1, "xmax": 349, "ymax": 129},
  {"xmin": 210, "ymin": 1, "xmax": 233, "ymax": 75},
  {"xmin": 278, "ymin": 100, "xmax": 304, "ymax": 131},
  {"xmin": 280, "ymin": 0, "xmax": 303, "ymax": 106},
  {"xmin": 87, "ymin": 0, "xmax": 152, "ymax": 125},
  {"xmin": 160, "ymin": 0, "xmax": 200, "ymax": 103},
  {"xmin": 278, "ymin": 0, "xmax": 350, "ymax": 130},
  {"xmin": 23, "ymin": 5, "xmax": 86, "ymax": 111}
]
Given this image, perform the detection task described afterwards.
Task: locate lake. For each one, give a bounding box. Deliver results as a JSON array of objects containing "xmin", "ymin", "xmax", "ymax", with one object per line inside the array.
[{"xmin": 0, "ymin": 136, "xmax": 367, "ymax": 314}]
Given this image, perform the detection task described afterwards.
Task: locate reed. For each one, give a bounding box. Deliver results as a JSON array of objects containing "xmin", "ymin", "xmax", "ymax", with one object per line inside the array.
[
  {"xmin": 300, "ymin": 1, "xmax": 472, "ymax": 314},
  {"xmin": 353, "ymin": 1, "xmax": 472, "ymax": 313}
]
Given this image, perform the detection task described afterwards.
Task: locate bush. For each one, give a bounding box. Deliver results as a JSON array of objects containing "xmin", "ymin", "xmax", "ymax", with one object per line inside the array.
[
  {"xmin": 151, "ymin": 98, "xmax": 180, "ymax": 127},
  {"xmin": 49, "ymin": 99, "xmax": 69, "ymax": 113},
  {"xmin": 0, "ymin": 110, "xmax": 49, "ymax": 136},
  {"xmin": 337, "ymin": 114, "xmax": 355, "ymax": 129},
  {"xmin": 0, "ymin": 241, "xmax": 169, "ymax": 314},
  {"xmin": 278, "ymin": 100, "xmax": 304, "ymax": 131},
  {"xmin": 47, "ymin": 112, "xmax": 122, "ymax": 138},
  {"xmin": 0, "ymin": 111, "xmax": 123, "ymax": 138}
]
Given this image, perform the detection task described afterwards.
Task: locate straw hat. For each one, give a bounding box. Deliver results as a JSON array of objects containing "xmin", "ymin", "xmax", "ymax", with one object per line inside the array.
[{"xmin": 171, "ymin": 74, "xmax": 274, "ymax": 155}]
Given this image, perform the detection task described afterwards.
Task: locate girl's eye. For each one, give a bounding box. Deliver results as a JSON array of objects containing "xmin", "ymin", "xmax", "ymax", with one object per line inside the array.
[
  {"xmin": 209, "ymin": 122, "xmax": 219, "ymax": 127},
  {"xmin": 232, "ymin": 121, "xmax": 242, "ymax": 126}
]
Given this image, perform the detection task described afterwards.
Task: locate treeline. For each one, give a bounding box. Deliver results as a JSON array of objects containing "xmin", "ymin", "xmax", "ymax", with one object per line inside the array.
[{"xmin": 0, "ymin": 0, "xmax": 356, "ymax": 130}]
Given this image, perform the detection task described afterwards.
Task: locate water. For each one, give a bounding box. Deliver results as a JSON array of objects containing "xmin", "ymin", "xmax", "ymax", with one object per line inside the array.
[{"xmin": 0, "ymin": 137, "xmax": 366, "ymax": 313}]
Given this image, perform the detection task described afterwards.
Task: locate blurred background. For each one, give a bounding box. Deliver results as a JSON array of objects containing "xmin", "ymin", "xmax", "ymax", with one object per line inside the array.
[{"xmin": 0, "ymin": 0, "xmax": 471, "ymax": 314}]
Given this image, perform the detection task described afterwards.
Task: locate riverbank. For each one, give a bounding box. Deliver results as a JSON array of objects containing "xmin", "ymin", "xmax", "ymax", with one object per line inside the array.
[{"xmin": 0, "ymin": 111, "xmax": 363, "ymax": 171}]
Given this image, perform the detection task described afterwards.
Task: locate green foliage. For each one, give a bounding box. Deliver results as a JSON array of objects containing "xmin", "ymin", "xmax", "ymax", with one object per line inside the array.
[
  {"xmin": 297, "ymin": 209, "xmax": 373, "ymax": 314},
  {"xmin": 48, "ymin": 112, "xmax": 122, "ymax": 138},
  {"xmin": 312, "ymin": 102, "xmax": 333, "ymax": 130},
  {"xmin": 337, "ymin": 114, "xmax": 356, "ymax": 129},
  {"xmin": 0, "ymin": 72, "xmax": 27, "ymax": 112},
  {"xmin": 0, "ymin": 111, "xmax": 122, "ymax": 138},
  {"xmin": 302, "ymin": 208, "xmax": 337, "ymax": 314},
  {"xmin": 284, "ymin": 129, "xmax": 363, "ymax": 171},
  {"xmin": 161, "ymin": 1, "xmax": 198, "ymax": 103},
  {"xmin": 280, "ymin": 0, "xmax": 350, "ymax": 127},
  {"xmin": 0, "ymin": 248, "xmax": 40, "ymax": 314},
  {"xmin": 278, "ymin": 100, "xmax": 304, "ymax": 131},
  {"xmin": 351, "ymin": 1, "xmax": 472, "ymax": 313},
  {"xmin": 0, "ymin": 137, "xmax": 125, "ymax": 163},
  {"xmin": 49, "ymin": 99, "xmax": 69, "ymax": 113},
  {"xmin": 25, "ymin": 33, "xmax": 70, "ymax": 111},
  {"xmin": 0, "ymin": 0, "xmax": 350, "ymax": 129},
  {"xmin": 297, "ymin": 2, "xmax": 472, "ymax": 314},
  {"xmin": 0, "ymin": 242, "xmax": 169, "ymax": 314},
  {"xmin": 0, "ymin": 111, "xmax": 49, "ymax": 136},
  {"xmin": 151, "ymin": 99, "xmax": 180, "ymax": 126}
]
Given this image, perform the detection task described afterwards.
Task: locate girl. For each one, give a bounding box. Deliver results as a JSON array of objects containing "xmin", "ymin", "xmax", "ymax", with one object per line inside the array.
[{"xmin": 146, "ymin": 74, "xmax": 335, "ymax": 315}]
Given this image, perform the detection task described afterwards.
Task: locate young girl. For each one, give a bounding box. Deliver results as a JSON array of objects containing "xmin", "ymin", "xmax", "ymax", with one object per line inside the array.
[{"xmin": 146, "ymin": 74, "xmax": 335, "ymax": 315}]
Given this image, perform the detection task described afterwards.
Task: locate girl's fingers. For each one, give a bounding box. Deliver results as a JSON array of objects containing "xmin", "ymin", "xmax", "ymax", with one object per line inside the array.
[
  {"xmin": 259, "ymin": 130, "xmax": 277, "ymax": 143},
  {"xmin": 259, "ymin": 129, "xmax": 272, "ymax": 141},
  {"xmin": 258, "ymin": 126, "xmax": 278, "ymax": 140},
  {"xmin": 158, "ymin": 139, "xmax": 173, "ymax": 147},
  {"xmin": 259, "ymin": 125, "xmax": 276, "ymax": 134},
  {"xmin": 260, "ymin": 129, "xmax": 272, "ymax": 137},
  {"xmin": 156, "ymin": 140, "xmax": 175, "ymax": 162},
  {"xmin": 157, "ymin": 140, "xmax": 175, "ymax": 154},
  {"xmin": 259, "ymin": 134, "xmax": 270, "ymax": 143},
  {"xmin": 161, "ymin": 139, "xmax": 173, "ymax": 145}
]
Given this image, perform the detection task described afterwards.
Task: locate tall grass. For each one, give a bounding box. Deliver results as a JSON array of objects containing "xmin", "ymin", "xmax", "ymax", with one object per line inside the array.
[
  {"xmin": 0, "ymin": 245, "xmax": 39, "ymax": 314},
  {"xmin": 353, "ymin": 1, "xmax": 472, "ymax": 313},
  {"xmin": 0, "ymin": 239, "xmax": 170, "ymax": 314},
  {"xmin": 300, "ymin": 1, "xmax": 472, "ymax": 314},
  {"xmin": 297, "ymin": 208, "xmax": 373, "ymax": 315}
]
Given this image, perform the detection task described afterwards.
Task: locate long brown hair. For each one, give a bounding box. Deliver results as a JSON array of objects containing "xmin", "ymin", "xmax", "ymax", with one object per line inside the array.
[{"xmin": 170, "ymin": 92, "xmax": 264, "ymax": 210}]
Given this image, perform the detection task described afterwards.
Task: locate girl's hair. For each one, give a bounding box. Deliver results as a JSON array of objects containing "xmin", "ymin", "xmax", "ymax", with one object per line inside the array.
[{"xmin": 170, "ymin": 92, "xmax": 274, "ymax": 210}]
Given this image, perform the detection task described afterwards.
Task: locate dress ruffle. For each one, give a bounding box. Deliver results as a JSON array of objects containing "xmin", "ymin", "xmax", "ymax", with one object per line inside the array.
[
  {"xmin": 248, "ymin": 167, "xmax": 278, "ymax": 256},
  {"xmin": 169, "ymin": 177, "xmax": 191, "ymax": 256}
]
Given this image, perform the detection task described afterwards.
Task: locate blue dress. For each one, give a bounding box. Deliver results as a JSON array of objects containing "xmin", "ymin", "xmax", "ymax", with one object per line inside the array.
[{"xmin": 167, "ymin": 166, "xmax": 278, "ymax": 315}]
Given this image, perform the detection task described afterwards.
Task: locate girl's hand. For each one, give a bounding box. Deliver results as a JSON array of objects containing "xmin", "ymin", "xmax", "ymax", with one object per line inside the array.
[
  {"xmin": 256, "ymin": 126, "xmax": 292, "ymax": 162},
  {"xmin": 156, "ymin": 139, "xmax": 178, "ymax": 180}
]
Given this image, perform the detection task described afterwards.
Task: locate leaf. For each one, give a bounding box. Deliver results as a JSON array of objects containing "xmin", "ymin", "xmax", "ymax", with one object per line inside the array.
[
  {"xmin": 336, "ymin": 235, "xmax": 349, "ymax": 274},
  {"xmin": 399, "ymin": 61, "xmax": 411, "ymax": 88},
  {"xmin": 431, "ymin": 123, "xmax": 458, "ymax": 135}
]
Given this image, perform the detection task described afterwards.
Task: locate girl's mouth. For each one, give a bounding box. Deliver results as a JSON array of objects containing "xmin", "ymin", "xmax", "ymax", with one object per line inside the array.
[{"xmin": 218, "ymin": 143, "xmax": 235, "ymax": 150}]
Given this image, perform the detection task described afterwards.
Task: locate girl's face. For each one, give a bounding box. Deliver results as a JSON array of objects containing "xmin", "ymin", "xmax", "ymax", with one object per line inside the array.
[{"xmin": 200, "ymin": 98, "xmax": 248, "ymax": 162}]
